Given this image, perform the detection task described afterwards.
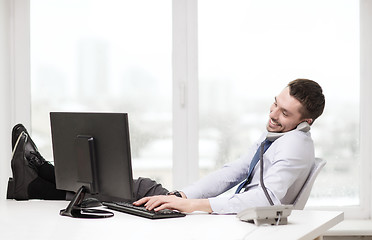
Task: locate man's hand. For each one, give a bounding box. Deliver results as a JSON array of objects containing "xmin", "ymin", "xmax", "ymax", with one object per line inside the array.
[{"xmin": 133, "ymin": 195, "xmax": 212, "ymax": 213}]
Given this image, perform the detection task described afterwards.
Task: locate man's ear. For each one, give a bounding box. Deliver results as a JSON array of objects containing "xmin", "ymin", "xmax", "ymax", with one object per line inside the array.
[{"xmin": 305, "ymin": 119, "xmax": 313, "ymax": 125}]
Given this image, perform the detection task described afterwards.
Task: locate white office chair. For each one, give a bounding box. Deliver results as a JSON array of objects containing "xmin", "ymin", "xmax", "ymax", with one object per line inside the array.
[{"xmin": 293, "ymin": 158, "xmax": 326, "ymax": 210}]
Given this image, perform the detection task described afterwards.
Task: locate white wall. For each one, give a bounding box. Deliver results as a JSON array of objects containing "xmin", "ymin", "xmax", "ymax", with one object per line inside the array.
[
  {"xmin": 0, "ymin": 0, "xmax": 12, "ymax": 198},
  {"xmin": 0, "ymin": 0, "xmax": 31, "ymax": 198}
]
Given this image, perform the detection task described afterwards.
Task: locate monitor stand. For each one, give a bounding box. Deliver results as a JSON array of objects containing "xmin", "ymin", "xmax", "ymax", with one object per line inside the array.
[
  {"xmin": 59, "ymin": 135, "xmax": 114, "ymax": 218},
  {"xmin": 60, "ymin": 185, "xmax": 114, "ymax": 218}
]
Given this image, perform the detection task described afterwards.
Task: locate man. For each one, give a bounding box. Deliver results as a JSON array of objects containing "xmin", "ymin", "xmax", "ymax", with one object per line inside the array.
[
  {"xmin": 8, "ymin": 79, "xmax": 325, "ymax": 214},
  {"xmin": 133, "ymin": 78, "xmax": 325, "ymax": 214}
]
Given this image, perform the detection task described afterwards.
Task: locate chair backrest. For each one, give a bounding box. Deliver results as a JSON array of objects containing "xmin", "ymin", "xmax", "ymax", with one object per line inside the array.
[{"xmin": 293, "ymin": 158, "xmax": 326, "ymax": 210}]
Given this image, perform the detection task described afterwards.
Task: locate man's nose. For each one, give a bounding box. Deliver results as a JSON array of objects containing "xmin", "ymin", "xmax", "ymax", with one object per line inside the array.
[{"xmin": 269, "ymin": 108, "xmax": 279, "ymax": 119}]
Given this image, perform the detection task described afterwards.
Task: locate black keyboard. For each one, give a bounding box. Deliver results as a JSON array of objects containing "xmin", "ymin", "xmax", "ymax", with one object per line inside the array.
[{"xmin": 102, "ymin": 201, "xmax": 186, "ymax": 219}]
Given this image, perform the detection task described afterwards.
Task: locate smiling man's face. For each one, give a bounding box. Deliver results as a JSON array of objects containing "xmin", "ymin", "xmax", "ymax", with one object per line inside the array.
[{"xmin": 267, "ymin": 87, "xmax": 312, "ymax": 133}]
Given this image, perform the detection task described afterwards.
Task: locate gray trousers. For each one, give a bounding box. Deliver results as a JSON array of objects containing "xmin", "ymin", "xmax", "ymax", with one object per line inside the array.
[{"xmin": 133, "ymin": 177, "xmax": 169, "ymax": 201}]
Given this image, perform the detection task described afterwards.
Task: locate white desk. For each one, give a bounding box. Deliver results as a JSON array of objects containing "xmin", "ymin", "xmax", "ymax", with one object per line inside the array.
[{"xmin": 0, "ymin": 200, "xmax": 343, "ymax": 240}]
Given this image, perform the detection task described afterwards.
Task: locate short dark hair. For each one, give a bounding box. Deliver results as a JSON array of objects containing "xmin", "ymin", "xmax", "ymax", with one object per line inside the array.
[{"xmin": 288, "ymin": 79, "xmax": 325, "ymax": 123}]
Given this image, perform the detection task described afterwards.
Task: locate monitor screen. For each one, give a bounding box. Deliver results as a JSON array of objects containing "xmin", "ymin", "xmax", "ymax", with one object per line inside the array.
[{"xmin": 50, "ymin": 112, "xmax": 135, "ymax": 204}]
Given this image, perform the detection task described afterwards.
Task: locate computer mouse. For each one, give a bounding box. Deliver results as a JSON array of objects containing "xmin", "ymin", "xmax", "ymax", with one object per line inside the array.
[{"xmin": 79, "ymin": 197, "xmax": 103, "ymax": 208}]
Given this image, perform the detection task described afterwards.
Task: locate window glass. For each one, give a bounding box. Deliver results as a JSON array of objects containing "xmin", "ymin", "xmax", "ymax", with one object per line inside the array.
[
  {"xmin": 31, "ymin": 0, "xmax": 173, "ymax": 188},
  {"xmin": 198, "ymin": 0, "xmax": 360, "ymax": 206}
]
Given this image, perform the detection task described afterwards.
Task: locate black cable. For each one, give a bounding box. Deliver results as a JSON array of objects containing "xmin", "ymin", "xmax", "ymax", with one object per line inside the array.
[{"xmin": 260, "ymin": 140, "xmax": 274, "ymax": 205}]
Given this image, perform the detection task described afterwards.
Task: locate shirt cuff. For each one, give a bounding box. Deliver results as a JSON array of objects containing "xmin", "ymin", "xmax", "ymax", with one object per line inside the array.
[
  {"xmin": 208, "ymin": 195, "xmax": 237, "ymax": 214},
  {"xmin": 180, "ymin": 186, "xmax": 201, "ymax": 199}
]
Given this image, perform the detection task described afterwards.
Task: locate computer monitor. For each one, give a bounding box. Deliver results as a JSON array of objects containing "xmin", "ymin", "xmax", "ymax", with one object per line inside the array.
[{"xmin": 50, "ymin": 112, "xmax": 135, "ymax": 218}]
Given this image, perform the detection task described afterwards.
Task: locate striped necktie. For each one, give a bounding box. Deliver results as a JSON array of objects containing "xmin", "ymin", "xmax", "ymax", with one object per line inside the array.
[{"xmin": 235, "ymin": 139, "xmax": 273, "ymax": 194}]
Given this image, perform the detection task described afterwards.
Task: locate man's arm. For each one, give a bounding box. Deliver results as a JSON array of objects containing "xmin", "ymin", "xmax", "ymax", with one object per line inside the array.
[
  {"xmin": 180, "ymin": 138, "xmax": 263, "ymax": 200},
  {"xmin": 133, "ymin": 195, "xmax": 212, "ymax": 213},
  {"xmin": 132, "ymin": 136, "xmax": 264, "ymax": 213}
]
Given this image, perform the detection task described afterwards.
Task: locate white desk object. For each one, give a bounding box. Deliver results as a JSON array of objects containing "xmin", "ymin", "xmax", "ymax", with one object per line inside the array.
[{"xmin": 0, "ymin": 200, "xmax": 343, "ymax": 240}]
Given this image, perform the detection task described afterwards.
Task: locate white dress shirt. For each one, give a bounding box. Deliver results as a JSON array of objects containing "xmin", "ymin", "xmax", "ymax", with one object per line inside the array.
[{"xmin": 181, "ymin": 128, "xmax": 315, "ymax": 214}]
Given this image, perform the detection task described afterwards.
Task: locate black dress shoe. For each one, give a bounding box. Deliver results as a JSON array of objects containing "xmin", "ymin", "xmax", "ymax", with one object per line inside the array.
[
  {"xmin": 11, "ymin": 124, "xmax": 37, "ymax": 151},
  {"xmin": 28, "ymin": 151, "xmax": 48, "ymax": 168},
  {"xmin": 11, "ymin": 123, "xmax": 47, "ymax": 168},
  {"xmin": 10, "ymin": 131, "xmax": 38, "ymax": 200}
]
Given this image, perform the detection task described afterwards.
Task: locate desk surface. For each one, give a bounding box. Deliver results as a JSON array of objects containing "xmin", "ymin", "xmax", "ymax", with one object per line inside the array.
[{"xmin": 0, "ymin": 200, "xmax": 343, "ymax": 240}]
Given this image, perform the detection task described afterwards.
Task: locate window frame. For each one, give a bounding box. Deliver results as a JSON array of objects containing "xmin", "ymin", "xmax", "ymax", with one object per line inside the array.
[
  {"xmin": 10, "ymin": 0, "xmax": 372, "ymax": 219},
  {"xmin": 172, "ymin": 0, "xmax": 199, "ymax": 189}
]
